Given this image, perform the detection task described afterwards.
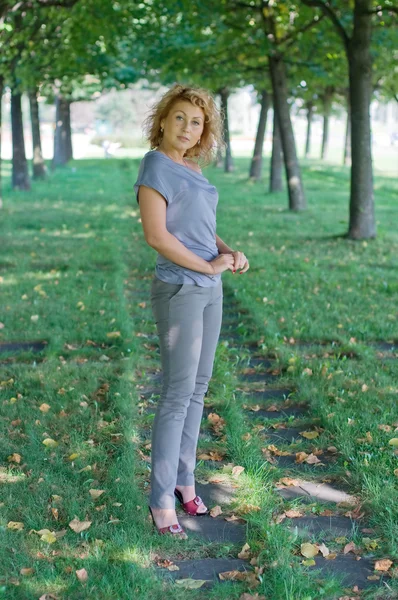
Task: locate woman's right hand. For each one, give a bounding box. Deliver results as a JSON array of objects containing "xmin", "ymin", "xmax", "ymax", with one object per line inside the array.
[{"xmin": 209, "ymin": 253, "xmax": 235, "ymax": 274}]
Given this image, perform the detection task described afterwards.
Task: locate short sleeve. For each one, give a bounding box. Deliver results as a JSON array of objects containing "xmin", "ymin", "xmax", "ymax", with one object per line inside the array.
[{"xmin": 133, "ymin": 152, "xmax": 171, "ymax": 205}]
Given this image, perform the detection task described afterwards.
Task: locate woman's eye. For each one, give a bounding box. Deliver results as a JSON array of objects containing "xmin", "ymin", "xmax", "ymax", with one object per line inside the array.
[{"xmin": 193, "ymin": 121, "xmax": 200, "ymax": 126}]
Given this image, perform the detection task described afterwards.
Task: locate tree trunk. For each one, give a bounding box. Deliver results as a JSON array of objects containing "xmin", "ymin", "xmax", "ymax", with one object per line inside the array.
[
  {"xmin": 0, "ymin": 76, "xmax": 3, "ymax": 208},
  {"xmin": 29, "ymin": 88, "xmax": 46, "ymax": 179},
  {"xmin": 321, "ymin": 88, "xmax": 333, "ymax": 159},
  {"xmin": 53, "ymin": 95, "xmax": 72, "ymax": 168},
  {"xmin": 214, "ymin": 145, "xmax": 223, "ymax": 168},
  {"xmin": 343, "ymin": 103, "xmax": 351, "ymax": 166},
  {"xmin": 249, "ymin": 89, "xmax": 270, "ymax": 179},
  {"xmin": 269, "ymin": 55, "xmax": 306, "ymax": 210},
  {"xmin": 219, "ymin": 87, "xmax": 234, "ymax": 172},
  {"xmin": 269, "ymin": 108, "xmax": 283, "ymax": 193},
  {"xmin": 347, "ymin": 0, "xmax": 375, "ymax": 239},
  {"xmin": 11, "ymin": 91, "xmax": 31, "ymax": 190},
  {"xmin": 65, "ymin": 100, "xmax": 73, "ymax": 161},
  {"xmin": 304, "ymin": 102, "xmax": 313, "ymax": 158}
]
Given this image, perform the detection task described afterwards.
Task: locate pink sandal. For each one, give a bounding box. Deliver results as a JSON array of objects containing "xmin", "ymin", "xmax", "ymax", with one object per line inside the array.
[
  {"xmin": 148, "ymin": 506, "xmax": 187, "ymax": 538},
  {"xmin": 174, "ymin": 489, "xmax": 209, "ymax": 516}
]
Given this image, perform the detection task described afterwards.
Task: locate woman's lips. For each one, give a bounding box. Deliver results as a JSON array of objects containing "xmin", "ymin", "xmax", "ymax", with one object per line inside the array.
[{"xmin": 178, "ymin": 136, "xmax": 189, "ymax": 141}]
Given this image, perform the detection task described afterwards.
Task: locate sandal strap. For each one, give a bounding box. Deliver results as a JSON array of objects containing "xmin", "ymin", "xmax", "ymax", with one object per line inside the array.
[{"xmin": 158, "ymin": 523, "xmax": 184, "ymax": 535}]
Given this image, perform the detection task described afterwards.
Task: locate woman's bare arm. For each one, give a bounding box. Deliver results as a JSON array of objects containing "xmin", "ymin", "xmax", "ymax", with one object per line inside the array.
[{"xmin": 216, "ymin": 234, "xmax": 235, "ymax": 254}]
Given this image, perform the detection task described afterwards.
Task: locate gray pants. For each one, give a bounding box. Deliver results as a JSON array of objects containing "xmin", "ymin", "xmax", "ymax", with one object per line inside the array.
[{"xmin": 149, "ymin": 276, "xmax": 223, "ymax": 509}]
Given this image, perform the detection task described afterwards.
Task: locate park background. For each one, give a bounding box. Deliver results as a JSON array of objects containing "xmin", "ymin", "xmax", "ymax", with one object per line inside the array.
[{"xmin": 0, "ymin": 1, "xmax": 398, "ymax": 600}]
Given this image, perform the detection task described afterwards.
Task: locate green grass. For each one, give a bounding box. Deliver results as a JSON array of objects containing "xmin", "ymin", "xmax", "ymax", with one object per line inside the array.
[{"xmin": 0, "ymin": 156, "xmax": 397, "ymax": 599}]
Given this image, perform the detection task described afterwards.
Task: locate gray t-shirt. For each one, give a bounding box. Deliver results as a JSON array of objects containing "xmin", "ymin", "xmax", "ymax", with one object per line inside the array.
[{"xmin": 134, "ymin": 150, "xmax": 221, "ymax": 287}]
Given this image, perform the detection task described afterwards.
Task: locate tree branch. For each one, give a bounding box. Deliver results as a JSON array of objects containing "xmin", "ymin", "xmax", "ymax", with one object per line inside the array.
[
  {"xmin": 300, "ymin": 0, "xmax": 350, "ymax": 50},
  {"xmin": 279, "ymin": 13, "xmax": 325, "ymax": 47},
  {"xmin": 365, "ymin": 4, "xmax": 398, "ymax": 15}
]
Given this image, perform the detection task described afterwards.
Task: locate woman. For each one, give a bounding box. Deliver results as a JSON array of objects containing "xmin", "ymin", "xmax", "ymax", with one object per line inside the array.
[{"xmin": 134, "ymin": 83, "xmax": 249, "ymax": 538}]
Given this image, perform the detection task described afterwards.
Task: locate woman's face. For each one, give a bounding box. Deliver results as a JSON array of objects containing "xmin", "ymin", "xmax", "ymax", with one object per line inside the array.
[{"xmin": 161, "ymin": 100, "xmax": 205, "ymax": 151}]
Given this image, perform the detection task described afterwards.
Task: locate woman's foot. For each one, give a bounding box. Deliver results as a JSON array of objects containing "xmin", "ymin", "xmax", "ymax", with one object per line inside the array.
[
  {"xmin": 175, "ymin": 485, "xmax": 208, "ymax": 515},
  {"xmin": 149, "ymin": 507, "xmax": 187, "ymax": 538}
]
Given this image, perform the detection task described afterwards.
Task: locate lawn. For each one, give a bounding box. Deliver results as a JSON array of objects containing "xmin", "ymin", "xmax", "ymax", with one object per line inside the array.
[{"xmin": 0, "ymin": 155, "xmax": 397, "ymax": 599}]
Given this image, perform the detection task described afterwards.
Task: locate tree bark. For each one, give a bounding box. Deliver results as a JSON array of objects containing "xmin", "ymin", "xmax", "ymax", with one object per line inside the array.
[
  {"xmin": 11, "ymin": 91, "xmax": 31, "ymax": 190},
  {"xmin": 321, "ymin": 87, "xmax": 333, "ymax": 159},
  {"xmin": 214, "ymin": 145, "xmax": 223, "ymax": 168},
  {"xmin": 219, "ymin": 87, "xmax": 234, "ymax": 172},
  {"xmin": 29, "ymin": 88, "xmax": 46, "ymax": 179},
  {"xmin": 347, "ymin": 0, "xmax": 375, "ymax": 239},
  {"xmin": 65, "ymin": 100, "xmax": 73, "ymax": 161},
  {"xmin": 343, "ymin": 103, "xmax": 351, "ymax": 166},
  {"xmin": 53, "ymin": 95, "xmax": 72, "ymax": 168},
  {"xmin": 304, "ymin": 101, "xmax": 314, "ymax": 158},
  {"xmin": 269, "ymin": 54, "xmax": 306, "ymax": 210},
  {"xmin": 269, "ymin": 108, "xmax": 283, "ymax": 193},
  {"xmin": 249, "ymin": 89, "xmax": 270, "ymax": 179}
]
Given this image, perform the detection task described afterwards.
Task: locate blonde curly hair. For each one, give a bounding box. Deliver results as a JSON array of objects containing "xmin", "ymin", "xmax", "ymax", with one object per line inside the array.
[{"xmin": 143, "ymin": 83, "xmax": 224, "ymax": 167}]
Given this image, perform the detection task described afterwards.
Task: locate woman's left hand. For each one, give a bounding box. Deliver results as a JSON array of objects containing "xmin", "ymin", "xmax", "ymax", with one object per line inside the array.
[{"xmin": 232, "ymin": 250, "xmax": 250, "ymax": 274}]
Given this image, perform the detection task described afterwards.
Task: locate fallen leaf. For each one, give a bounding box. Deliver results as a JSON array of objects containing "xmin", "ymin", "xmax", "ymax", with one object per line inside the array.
[
  {"xmin": 305, "ymin": 453, "xmax": 322, "ymax": 465},
  {"xmin": 76, "ymin": 568, "xmax": 88, "ymax": 582},
  {"xmin": 335, "ymin": 537, "xmax": 348, "ymax": 544},
  {"xmin": 106, "ymin": 331, "xmax": 121, "ymax": 338},
  {"xmin": 367, "ymin": 575, "xmax": 380, "ymax": 581},
  {"xmin": 7, "ymin": 521, "xmax": 24, "ymax": 531},
  {"xmin": 295, "ymin": 452, "xmax": 309, "ymax": 463},
  {"xmin": 374, "ymin": 559, "xmax": 393, "ymax": 572},
  {"xmin": 301, "ymin": 543, "xmax": 319, "ymax": 558},
  {"xmin": 42, "ymin": 438, "xmax": 58, "ymax": 448},
  {"xmin": 175, "ymin": 579, "xmax": 207, "ymax": 589},
  {"xmin": 300, "ymin": 431, "xmax": 319, "ymax": 439},
  {"xmin": 302, "ymin": 558, "xmax": 316, "ymax": 566},
  {"xmin": 210, "ymin": 505, "xmax": 222, "ymax": 518},
  {"xmin": 343, "ymin": 542, "xmax": 357, "ymax": 554},
  {"xmin": 318, "ymin": 543, "xmax": 330, "ymax": 557},
  {"xmin": 7, "ymin": 453, "xmax": 21, "ymax": 463},
  {"xmin": 225, "ymin": 514, "xmax": 243, "ymax": 522},
  {"xmin": 69, "ymin": 517, "xmax": 92, "ymax": 533},
  {"xmin": 89, "ymin": 489, "xmax": 105, "ymax": 500},
  {"xmin": 40, "ymin": 530, "xmax": 57, "ymax": 544},
  {"xmin": 277, "ymin": 477, "xmax": 299, "ymax": 487},
  {"xmin": 285, "ymin": 509, "xmax": 303, "ymax": 518},
  {"xmin": 239, "ymin": 594, "xmax": 266, "ymax": 600},
  {"xmin": 238, "ymin": 543, "xmax": 251, "ymax": 559},
  {"xmin": 232, "ymin": 465, "xmax": 245, "ymax": 477},
  {"xmin": 388, "ymin": 438, "xmax": 398, "ymax": 447},
  {"xmin": 68, "ymin": 453, "xmax": 79, "ymax": 461},
  {"xmin": 20, "ymin": 568, "xmax": 34, "ymax": 576},
  {"xmin": 325, "ymin": 553, "xmax": 337, "ymax": 560},
  {"xmin": 219, "ymin": 570, "xmax": 246, "ymax": 581},
  {"xmin": 39, "ymin": 403, "xmax": 51, "ymax": 413}
]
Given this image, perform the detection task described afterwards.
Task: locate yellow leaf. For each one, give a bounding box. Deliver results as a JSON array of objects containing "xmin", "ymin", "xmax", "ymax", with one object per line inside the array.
[
  {"xmin": 89, "ymin": 489, "xmax": 105, "ymax": 500},
  {"xmin": 300, "ymin": 431, "xmax": 319, "ymax": 440},
  {"xmin": 76, "ymin": 568, "xmax": 88, "ymax": 582},
  {"xmin": 175, "ymin": 579, "xmax": 207, "ymax": 589},
  {"xmin": 374, "ymin": 559, "xmax": 393, "ymax": 572},
  {"xmin": 68, "ymin": 453, "xmax": 79, "ymax": 461},
  {"xmin": 301, "ymin": 543, "xmax": 319, "ymax": 558},
  {"xmin": 388, "ymin": 438, "xmax": 398, "ymax": 446},
  {"xmin": 20, "ymin": 568, "xmax": 34, "ymax": 576},
  {"xmin": 237, "ymin": 543, "xmax": 251, "ymax": 559},
  {"xmin": 7, "ymin": 521, "xmax": 24, "ymax": 531},
  {"xmin": 302, "ymin": 558, "xmax": 316, "ymax": 566},
  {"xmin": 210, "ymin": 505, "xmax": 222, "ymax": 518},
  {"xmin": 40, "ymin": 531, "xmax": 57, "ymax": 544},
  {"xmin": 39, "ymin": 403, "xmax": 51, "ymax": 413},
  {"xmin": 7, "ymin": 453, "xmax": 22, "ymax": 463},
  {"xmin": 42, "ymin": 438, "xmax": 58, "ymax": 448},
  {"xmin": 394, "ymin": 468, "xmax": 398, "ymax": 477},
  {"xmin": 69, "ymin": 517, "xmax": 92, "ymax": 533},
  {"xmin": 106, "ymin": 331, "xmax": 121, "ymax": 338}
]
